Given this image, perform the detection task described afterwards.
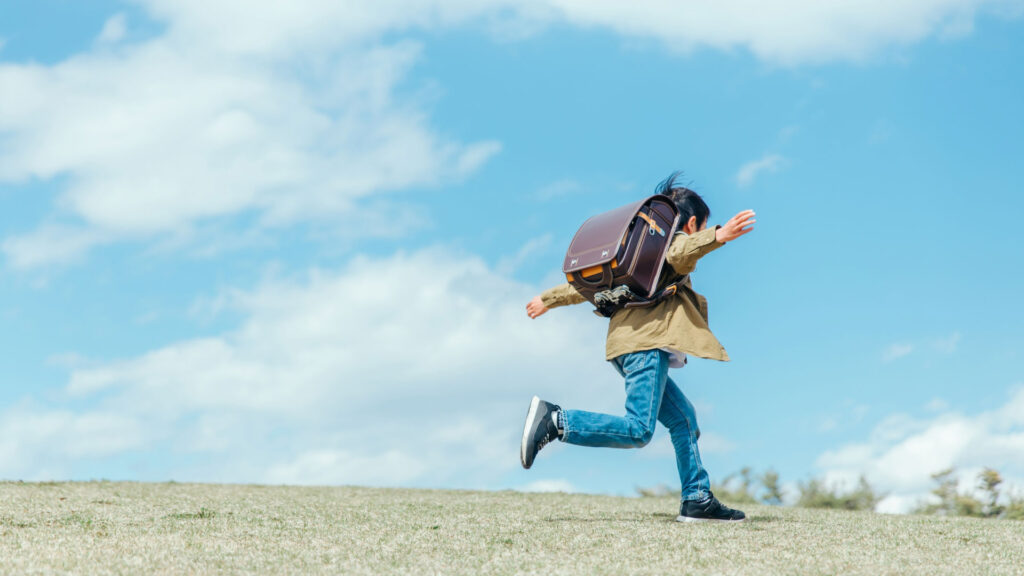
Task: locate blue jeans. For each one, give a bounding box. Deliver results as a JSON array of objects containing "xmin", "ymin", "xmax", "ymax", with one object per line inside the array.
[{"xmin": 560, "ymin": 349, "xmax": 711, "ymax": 502}]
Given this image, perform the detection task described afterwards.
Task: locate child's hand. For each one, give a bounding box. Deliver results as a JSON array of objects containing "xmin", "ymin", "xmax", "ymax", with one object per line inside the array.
[
  {"xmin": 526, "ymin": 296, "xmax": 549, "ymax": 319},
  {"xmin": 716, "ymin": 210, "xmax": 756, "ymax": 243}
]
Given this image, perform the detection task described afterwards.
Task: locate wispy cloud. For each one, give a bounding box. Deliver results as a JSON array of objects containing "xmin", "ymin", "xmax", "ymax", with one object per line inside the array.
[
  {"xmin": 735, "ymin": 154, "xmax": 785, "ymax": 188},
  {"xmin": 817, "ymin": 403, "xmax": 869, "ymax": 433},
  {"xmin": 97, "ymin": 13, "xmax": 128, "ymax": 44},
  {"xmin": 933, "ymin": 332, "xmax": 962, "ymax": 354},
  {"xmin": 882, "ymin": 332, "xmax": 961, "ymax": 362},
  {"xmin": 497, "ymin": 234, "xmax": 553, "ymax": 275},
  {"xmin": 534, "ymin": 179, "xmax": 583, "ymax": 201},
  {"xmin": 882, "ymin": 342, "xmax": 915, "ymax": 362}
]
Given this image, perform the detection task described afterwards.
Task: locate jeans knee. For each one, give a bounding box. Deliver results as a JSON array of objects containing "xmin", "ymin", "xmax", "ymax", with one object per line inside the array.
[
  {"xmin": 621, "ymin": 416, "xmax": 655, "ymax": 447},
  {"xmin": 634, "ymin": 424, "xmax": 655, "ymax": 447},
  {"xmin": 638, "ymin": 430, "xmax": 654, "ymax": 447}
]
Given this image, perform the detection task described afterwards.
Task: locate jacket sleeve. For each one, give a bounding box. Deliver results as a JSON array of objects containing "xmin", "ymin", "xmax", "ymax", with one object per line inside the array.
[
  {"xmin": 665, "ymin": 226, "xmax": 724, "ymax": 275},
  {"xmin": 540, "ymin": 283, "xmax": 587, "ymax": 309}
]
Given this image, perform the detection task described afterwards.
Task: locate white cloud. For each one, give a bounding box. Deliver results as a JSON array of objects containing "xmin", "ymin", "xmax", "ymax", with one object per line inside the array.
[
  {"xmin": 881, "ymin": 332, "xmax": 961, "ymax": 362},
  {"xmin": 516, "ymin": 478, "xmax": 578, "ymax": 493},
  {"xmin": 818, "ymin": 417, "xmax": 839, "ymax": 432},
  {"xmin": 0, "ymin": 8, "xmax": 501, "ymax": 268},
  {"xmin": 933, "ymin": 331, "xmax": 962, "ymax": 354},
  {"xmin": 1, "ymin": 225, "xmax": 111, "ymax": 269},
  {"xmin": 496, "ymin": 234, "xmax": 553, "ymax": 275},
  {"xmin": 266, "ymin": 449, "xmax": 428, "ymax": 487},
  {"xmin": 883, "ymin": 342, "xmax": 915, "ymax": 362},
  {"xmin": 545, "ymin": 0, "xmax": 1022, "ymax": 65},
  {"xmin": 815, "ymin": 385, "xmax": 1024, "ymax": 513},
  {"xmin": 3, "ymin": 1, "xmax": 1020, "ymax": 267},
  {"xmin": 534, "ymin": 179, "xmax": 583, "ymax": 201},
  {"xmin": 0, "ymin": 405, "xmax": 147, "ymax": 471},
  {"xmin": 0, "ymin": 249, "xmax": 616, "ymax": 484},
  {"xmin": 128, "ymin": 0, "xmax": 1024, "ymax": 66},
  {"xmin": 735, "ymin": 154, "xmax": 785, "ymax": 188},
  {"xmin": 97, "ymin": 13, "xmax": 128, "ymax": 44}
]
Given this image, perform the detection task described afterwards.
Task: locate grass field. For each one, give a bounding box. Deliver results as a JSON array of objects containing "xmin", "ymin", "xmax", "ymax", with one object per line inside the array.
[{"xmin": 1, "ymin": 481, "xmax": 1022, "ymax": 575}]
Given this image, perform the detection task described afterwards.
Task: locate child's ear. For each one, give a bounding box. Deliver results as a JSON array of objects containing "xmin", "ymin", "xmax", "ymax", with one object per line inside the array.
[{"xmin": 683, "ymin": 215, "xmax": 698, "ymax": 234}]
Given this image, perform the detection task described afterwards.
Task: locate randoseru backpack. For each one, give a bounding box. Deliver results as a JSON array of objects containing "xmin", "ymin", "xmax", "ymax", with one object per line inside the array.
[{"xmin": 562, "ymin": 195, "xmax": 683, "ymax": 317}]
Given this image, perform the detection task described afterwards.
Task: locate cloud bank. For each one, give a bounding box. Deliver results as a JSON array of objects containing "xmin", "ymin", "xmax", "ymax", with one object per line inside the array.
[
  {"xmin": 815, "ymin": 387, "xmax": 1024, "ymax": 513},
  {"xmin": 2, "ymin": 0, "xmax": 1021, "ymax": 266},
  {"xmin": 0, "ymin": 249, "xmax": 614, "ymax": 485}
]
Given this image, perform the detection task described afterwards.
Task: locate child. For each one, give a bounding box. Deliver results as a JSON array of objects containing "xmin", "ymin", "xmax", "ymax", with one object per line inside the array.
[{"xmin": 521, "ymin": 172, "xmax": 756, "ymax": 523}]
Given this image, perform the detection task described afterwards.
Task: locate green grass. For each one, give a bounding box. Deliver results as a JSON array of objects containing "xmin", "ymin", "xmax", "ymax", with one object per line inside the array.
[{"xmin": 1, "ymin": 481, "xmax": 1022, "ymax": 575}]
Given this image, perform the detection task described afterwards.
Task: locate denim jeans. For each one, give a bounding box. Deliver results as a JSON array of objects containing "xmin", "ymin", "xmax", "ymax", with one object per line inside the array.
[{"xmin": 560, "ymin": 348, "xmax": 711, "ymax": 502}]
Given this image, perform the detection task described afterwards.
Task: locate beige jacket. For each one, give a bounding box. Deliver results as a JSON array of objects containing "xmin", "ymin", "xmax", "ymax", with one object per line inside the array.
[{"xmin": 540, "ymin": 225, "xmax": 729, "ymax": 362}]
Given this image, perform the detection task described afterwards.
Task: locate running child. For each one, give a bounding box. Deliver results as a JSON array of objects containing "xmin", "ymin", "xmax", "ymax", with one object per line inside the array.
[{"xmin": 521, "ymin": 172, "xmax": 756, "ymax": 522}]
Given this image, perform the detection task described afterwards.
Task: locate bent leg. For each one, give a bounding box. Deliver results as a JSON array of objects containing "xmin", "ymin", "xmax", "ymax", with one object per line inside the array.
[
  {"xmin": 561, "ymin": 350, "xmax": 668, "ymax": 448},
  {"xmin": 657, "ymin": 376, "xmax": 711, "ymax": 502}
]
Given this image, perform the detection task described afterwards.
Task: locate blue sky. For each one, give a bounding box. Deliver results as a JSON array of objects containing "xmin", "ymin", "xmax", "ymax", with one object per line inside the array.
[{"xmin": 1, "ymin": 1, "xmax": 1022, "ymax": 512}]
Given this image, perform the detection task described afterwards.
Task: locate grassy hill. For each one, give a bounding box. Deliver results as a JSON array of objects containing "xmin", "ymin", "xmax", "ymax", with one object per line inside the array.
[{"xmin": 1, "ymin": 481, "xmax": 1021, "ymax": 575}]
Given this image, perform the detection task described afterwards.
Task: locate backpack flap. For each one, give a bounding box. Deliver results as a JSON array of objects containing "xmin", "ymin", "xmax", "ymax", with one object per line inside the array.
[
  {"xmin": 562, "ymin": 196, "xmax": 680, "ymax": 314},
  {"xmin": 562, "ymin": 197, "xmax": 647, "ymax": 286}
]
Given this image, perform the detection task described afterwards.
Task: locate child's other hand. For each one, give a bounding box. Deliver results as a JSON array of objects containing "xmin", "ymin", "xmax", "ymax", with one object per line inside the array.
[
  {"xmin": 716, "ymin": 210, "xmax": 756, "ymax": 243},
  {"xmin": 526, "ymin": 296, "xmax": 549, "ymax": 319}
]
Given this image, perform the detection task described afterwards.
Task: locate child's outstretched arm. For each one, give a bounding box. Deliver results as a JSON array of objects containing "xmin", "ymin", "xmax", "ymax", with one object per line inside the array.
[
  {"xmin": 666, "ymin": 210, "xmax": 755, "ymax": 274},
  {"xmin": 715, "ymin": 210, "xmax": 756, "ymax": 243},
  {"xmin": 527, "ymin": 283, "xmax": 585, "ymax": 319}
]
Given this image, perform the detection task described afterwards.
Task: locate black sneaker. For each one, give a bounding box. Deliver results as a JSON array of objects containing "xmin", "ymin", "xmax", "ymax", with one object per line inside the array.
[
  {"xmin": 520, "ymin": 396, "xmax": 561, "ymax": 469},
  {"xmin": 676, "ymin": 493, "xmax": 746, "ymax": 523}
]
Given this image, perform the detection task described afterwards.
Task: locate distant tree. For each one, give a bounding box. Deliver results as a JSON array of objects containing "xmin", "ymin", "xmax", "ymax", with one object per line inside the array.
[
  {"xmin": 635, "ymin": 484, "xmax": 676, "ymax": 498},
  {"xmin": 795, "ymin": 478, "xmax": 830, "ymax": 508},
  {"xmin": 845, "ymin": 476, "xmax": 883, "ymax": 511},
  {"xmin": 918, "ymin": 468, "xmax": 958, "ymax": 515},
  {"xmin": 796, "ymin": 475, "xmax": 880, "ymax": 511},
  {"xmin": 978, "ymin": 468, "xmax": 1004, "ymax": 518},
  {"xmin": 1004, "ymin": 493, "xmax": 1024, "ymax": 521},
  {"xmin": 760, "ymin": 469, "xmax": 783, "ymax": 506},
  {"xmin": 915, "ymin": 468, "xmax": 984, "ymax": 517},
  {"xmin": 713, "ymin": 467, "xmax": 758, "ymax": 504}
]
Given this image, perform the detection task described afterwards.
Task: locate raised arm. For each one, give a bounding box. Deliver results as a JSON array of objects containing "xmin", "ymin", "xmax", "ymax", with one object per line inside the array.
[
  {"xmin": 527, "ymin": 283, "xmax": 586, "ymax": 319},
  {"xmin": 666, "ymin": 210, "xmax": 755, "ymax": 275}
]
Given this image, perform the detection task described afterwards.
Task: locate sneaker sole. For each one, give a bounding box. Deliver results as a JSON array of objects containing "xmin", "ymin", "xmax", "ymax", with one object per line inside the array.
[
  {"xmin": 675, "ymin": 515, "xmax": 746, "ymax": 523},
  {"xmin": 520, "ymin": 396, "xmax": 541, "ymax": 469}
]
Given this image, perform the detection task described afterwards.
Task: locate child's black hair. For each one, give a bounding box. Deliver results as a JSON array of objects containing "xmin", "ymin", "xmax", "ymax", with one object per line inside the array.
[{"xmin": 656, "ymin": 171, "xmax": 710, "ymax": 229}]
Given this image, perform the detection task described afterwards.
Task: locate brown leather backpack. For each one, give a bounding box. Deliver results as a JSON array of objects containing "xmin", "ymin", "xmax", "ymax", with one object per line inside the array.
[{"xmin": 562, "ymin": 195, "xmax": 682, "ymax": 317}]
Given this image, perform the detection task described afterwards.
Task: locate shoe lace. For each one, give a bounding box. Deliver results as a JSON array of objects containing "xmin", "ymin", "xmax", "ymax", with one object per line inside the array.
[
  {"xmin": 536, "ymin": 422, "xmax": 559, "ymax": 451},
  {"xmin": 708, "ymin": 498, "xmax": 739, "ymax": 517}
]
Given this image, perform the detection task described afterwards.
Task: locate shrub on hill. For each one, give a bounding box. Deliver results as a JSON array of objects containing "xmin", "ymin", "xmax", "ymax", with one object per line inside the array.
[
  {"xmin": 639, "ymin": 466, "xmax": 1024, "ymax": 520},
  {"xmin": 915, "ymin": 467, "xmax": 1024, "ymax": 520},
  {"xmin": 795, "ymin": 476, "xmax": 881, "ymax": 511},
  {"xmin": 638, "ymin": 467, "xmax": 882, "ymax": 511}
]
